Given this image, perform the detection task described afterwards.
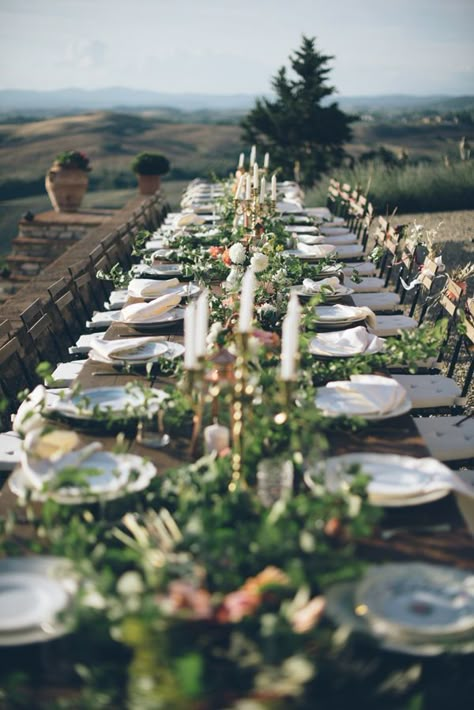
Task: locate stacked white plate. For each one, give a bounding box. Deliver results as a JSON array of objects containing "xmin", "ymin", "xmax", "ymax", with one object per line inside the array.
[
  {"xmin": 305, "ymin": 452, "xmax": 460, "ymax": 506},
  {"xmin": 326, "ymin": 562, "xmax": 474, "ymax": 656},
  {"xmin": 283, "ymin": 244, "xmax": 336, "ymax": 260},
  {"xmin": 314, "ymin": 305, "xmax": 373, "ymax": 329},
  {"xmin": 314, "ymin": 375, "xmax": 411, "ymax": 420},
  {"xmin": 11, "ymin": 449, "xmax": 157, "ymax": 504},
  {"xmin": 295, "ymin": 283, "xmax": 354, "ymax": 302},
  {"xmin": 50, "ymin": 386, "xmax": 166, "ymax": 422},
  {"xmin": 309, "ymin": 326, "xmax": 385, "ymax": 358},
  {"xmin": 88, "ymin": 339, "xmax": 184, "ymax": 365},
  {"xmin": 0, "ymin": 557, "xmax": 78, "ymax": 646}
]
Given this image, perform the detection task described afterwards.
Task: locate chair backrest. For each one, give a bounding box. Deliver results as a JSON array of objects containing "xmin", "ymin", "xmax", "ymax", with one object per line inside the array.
[
  {"xmin": 409, "ymin": 256, "xmax": 442, "ymax": 323},
  {"xmin": 20, "ymin": 298, "xmax": 44, "ymax": 330},
  {"xmin": 446, "ymin": 312, "xmax": 474, "ymax": 397},
  {"xmin": 0, "ymin": 336, "xmax": 36, "ymax": 410}
]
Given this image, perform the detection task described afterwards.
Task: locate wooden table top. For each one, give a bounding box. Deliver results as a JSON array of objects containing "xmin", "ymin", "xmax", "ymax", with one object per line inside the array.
[{"xmin": 2, "ymin": 287, "xmax": 473, "ymax": 569}]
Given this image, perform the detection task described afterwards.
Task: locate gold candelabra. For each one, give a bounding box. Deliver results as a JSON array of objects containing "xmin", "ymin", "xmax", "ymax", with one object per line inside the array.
[{"xmin": 229, "ymin": 332, "xmax": 254, "ymax": 492}]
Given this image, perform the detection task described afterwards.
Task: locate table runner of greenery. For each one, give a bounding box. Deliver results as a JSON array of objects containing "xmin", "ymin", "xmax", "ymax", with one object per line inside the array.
[{"xmin": 1, "ymin": 173, "xmax": 471, "ymax": 710}]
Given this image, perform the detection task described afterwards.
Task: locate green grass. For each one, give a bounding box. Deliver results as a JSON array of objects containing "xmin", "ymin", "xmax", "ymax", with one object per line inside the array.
[{"xmin": 306, "ymin": 160, "xmax": 474, "ymax": 214}]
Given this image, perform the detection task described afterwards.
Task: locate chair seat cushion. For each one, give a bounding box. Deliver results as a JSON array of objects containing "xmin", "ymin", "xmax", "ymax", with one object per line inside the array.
[
  {"xmin": 353, "ymin": 292, "xmax": 401, "ymax": 312},
  {"xmin": 321, "ymin": 233, "xmax": 358, "ymax": 245},
  {"xmin": 334, "ymin": 244, "xmax": 365, "ymax": 260},
  {"xmin": 369, "ymin": 315, "xmax": 418, "ymax": 337},
  {"xmin": 49, "ymin": 359, "xmax": 87, "ymax": 387},
  {"xmin": 415, "ymin": 415, "xmax": 474, "ymax": 461},
  {"xmin": 342, "ymin": 262, "xmax": 377, "ymax": 277},
  {"xmin": 347, "ymin": 277, "xmax": 386, "ymax": 293},
  {"xmin": 393, "ymin": 374, "xmax": 463, "ymax": 408}
]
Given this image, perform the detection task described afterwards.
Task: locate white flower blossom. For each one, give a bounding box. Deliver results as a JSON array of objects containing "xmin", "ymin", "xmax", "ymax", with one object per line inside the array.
[
  {"xmin": 250, "ymin": 252, "xmax": 269, "ymax": 273},
  {"xmin": 207, "ymin": 321, "xmax": 224, "ymax": 348},
  {"xmin": 257, "ymin": 303, "xmax": 277, "ymax": 316},
  {"xmin": 228, "ymin": 242, "xmax": 246, "ymax": 265}
]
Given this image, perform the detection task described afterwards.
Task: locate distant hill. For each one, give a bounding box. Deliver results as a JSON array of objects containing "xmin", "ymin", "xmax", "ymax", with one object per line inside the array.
[
  {"xmin": 0, "ymin": 88, "xmax": 258, "ymax": 115},
  {"xmin": 0, "ymin": 87, "xmax": 473, "ymax": 117}
]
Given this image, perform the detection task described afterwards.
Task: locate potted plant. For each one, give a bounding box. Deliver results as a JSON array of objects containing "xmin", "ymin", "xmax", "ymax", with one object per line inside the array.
[
  {"xmin": 131, "ymin": 152, "xmax": 170, "ymax": 195},
  {"xmin": 45, "ymin": 150, "xmax": 91, "ymax": 212}
]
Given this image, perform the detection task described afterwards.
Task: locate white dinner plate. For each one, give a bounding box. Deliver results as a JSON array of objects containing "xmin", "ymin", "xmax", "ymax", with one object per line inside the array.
[
  {"xmin": 295, "ymin": 285, "xmax": 354, "ymax": 301},
  {"xmin": 308, "ymin": 328, "xmax": 385, "ymax": 358},
  {"xmin": 283, "ymin": 245, "xmax": 337, "ymax": 261},
  {"xmin": 11, "ymin": 451, "xmax": 157, "ymax": 504},
  {"xmin": 133, "ymin": 264, "xmax": 183, "ymax": 279},
  {"xmin": 356, "ymin": 563, "xmax": 474, "ymax": 641},
  {"xmin": 0, "ymin": 572, "xmax": 68, "ymax": 632},
  {"xmin": 0, "ymin": 557, "xmax": 77, "ymax": 646},
  {"xmin": 304, "ymin": 453, "xmax": 453, "ymax": 506},
  {"xmin": 89, "ymin": 340, "xmax": 183, "ymax": 365},
  {"xmin": 124, "ymin": 307, "xmax": 185, "ymax": 331},
  {"xmin": 106, "ymin": 285, "xmax": 199, "ymax": 310},
  {"xmin": 315, "ymin": 386, "xmax": 411, "ymax": 420},
  {"xmin": 325, "ymin": 581, "xmax": 474, "ymax": 657},
  {"xmin": 284, "ymin": 225, "xmax": 320, "ymax": 234},
  {"xmin": 50, "ymin": 386, "xmax": 166, "ymax": 421}
]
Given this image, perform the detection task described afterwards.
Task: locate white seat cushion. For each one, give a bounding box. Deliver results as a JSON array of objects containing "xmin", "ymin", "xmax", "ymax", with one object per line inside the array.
[
  {"xmin": 342, "ymin": 262, "xmax": 376, "ymax": 277},
  {"xmin": 369, "ymin": 315, "xmax": 418, "ymax": 337},
  {"xmin": 69, "ymin": 331, "xmax": 106, "ymax": 355},
  {"xmin": 415, "ymin": 415, "xmax": 474, "ymax": 461},
  {"xmin": 0, "ymin": 431, "xmax": 22, "ymax": 471},
  {"xmin": 49, "ymin": 359, "xmax": 87, "ymax": 387},
  {"xmin": 353, "ymin": 292, "xmax": 401, "ymax": 312},
  {"xmin": 334, "ymin": 244, "xmax": 364, "ymax": 260},
  {"xmin": 393, "ymin": 375, "xmax": 463, "ymax": 408},
  {"xmin": 347, "ymin": 277, "xmax": 386, "ymax": 293}
]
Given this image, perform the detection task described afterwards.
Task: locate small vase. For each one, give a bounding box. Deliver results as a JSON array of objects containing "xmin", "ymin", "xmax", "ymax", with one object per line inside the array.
[
  {"xmin": 137, "ymin": 174, "xmax": 161, "ymax": 195},
  {"xmin": 45, "ymin": 162, "xmax": 89, "ymax": 212}
]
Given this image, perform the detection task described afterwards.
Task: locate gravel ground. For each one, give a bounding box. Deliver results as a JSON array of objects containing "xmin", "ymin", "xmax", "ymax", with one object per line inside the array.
[
  {"xmin": 374, "ymin": 211, "xmax": 474, "ymax": 427},
  {"xmin": 395, "ymin": 210, "xmax": 474, "ymax": 273}
]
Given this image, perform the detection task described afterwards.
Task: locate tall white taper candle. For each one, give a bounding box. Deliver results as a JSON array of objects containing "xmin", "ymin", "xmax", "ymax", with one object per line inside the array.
[{"xmin": 238, "ymin": 268, "xmax": 256, "ymax": 333}]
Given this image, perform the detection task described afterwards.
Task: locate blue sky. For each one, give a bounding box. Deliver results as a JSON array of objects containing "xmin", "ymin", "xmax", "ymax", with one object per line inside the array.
[{"xmin": 0, "ymin": 0, "xmax": 473, "ymax": 95}]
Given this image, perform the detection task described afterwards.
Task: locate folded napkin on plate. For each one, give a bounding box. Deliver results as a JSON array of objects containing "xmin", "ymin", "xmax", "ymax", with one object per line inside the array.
[
  {"xmin": 316, "ymin": 304, "xmax": 377, "ymax": 329},
  {"xmin": 177, "ymin": 213, "xmax": 206, "ymax": 226},
  {"xmin": 89, "ymin": 336, "xmax": 165, "ymax": 362},
  {"xmin": 127, "ymin": 278, "xmax": 179, "ymax": 299},
  {"xmin": 119, "ymin": 293, "xmax": 181, "ymax": 323},
  {"xmin": 316, "ymin": 375, "xmax": 408, "ymax": 417},
  {"xmin": 297, "ymin": 242, "xmax": 335, "ymax": 257},
  {"xmin": 309, "ymin": 325, "xmax": 385, "ymax": 357},
  {"xmin": 303, "ymin": 277, "xmax": 341, "ymax": 293},
  {"xmin": 295, "ymin": 234, "xmax": 324, "ymax": 245}
]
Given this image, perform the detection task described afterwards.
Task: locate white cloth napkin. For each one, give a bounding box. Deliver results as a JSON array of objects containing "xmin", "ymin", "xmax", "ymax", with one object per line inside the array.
[
  {"xmin": 316, "ymin": 375, "xmax": 408, "ymax": 417},
  {"xmin": 177, "ymin": 213, "xmax": 206, "ymax": 226},
  {"xmin": 316, "ymin": 304, "xmax": 377, "ymax": 329},
  {"xmin": 88, "ymin": 336, "xmax": 165, "ymax": 362},
  {"xmin": 303, "ymin": 277, "xmax": 341, "ymax": 293},
  {"xmin": 119, "ymin": 293, "xmax": 181, "ymax": 324},
  {"xmin": 309, "ymin": 325, "xmax": 385, "ymax": 357},
  {"xmin": 297, "ymin": 242, "xmax": 335, "ymax": 257},
  {"xmin": 127, "ymin": 278, "xmax": 179, "ymax": 299}
]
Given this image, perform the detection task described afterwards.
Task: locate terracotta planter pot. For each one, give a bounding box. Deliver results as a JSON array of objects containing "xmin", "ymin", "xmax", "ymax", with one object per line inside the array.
[
  {"xmin": 137, "ymin": 174, "xmax": 161, "ymax": 195},
  {"xmin": 45, "ymin": 162, "xmax": 89, "ymax": 212}
]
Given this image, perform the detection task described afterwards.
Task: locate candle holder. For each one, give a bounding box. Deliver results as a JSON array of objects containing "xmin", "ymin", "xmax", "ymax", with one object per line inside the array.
[
  {"xmin": 183, "ymin": 365, "xmax": 206, "ymax": 458},
  {"xmin": 229, "ymin": 331, "xmax": 253, "ymax": 492},
  {"xmin": 275, "ymin": 377, "xmax": 303, "ymax": 495}
]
